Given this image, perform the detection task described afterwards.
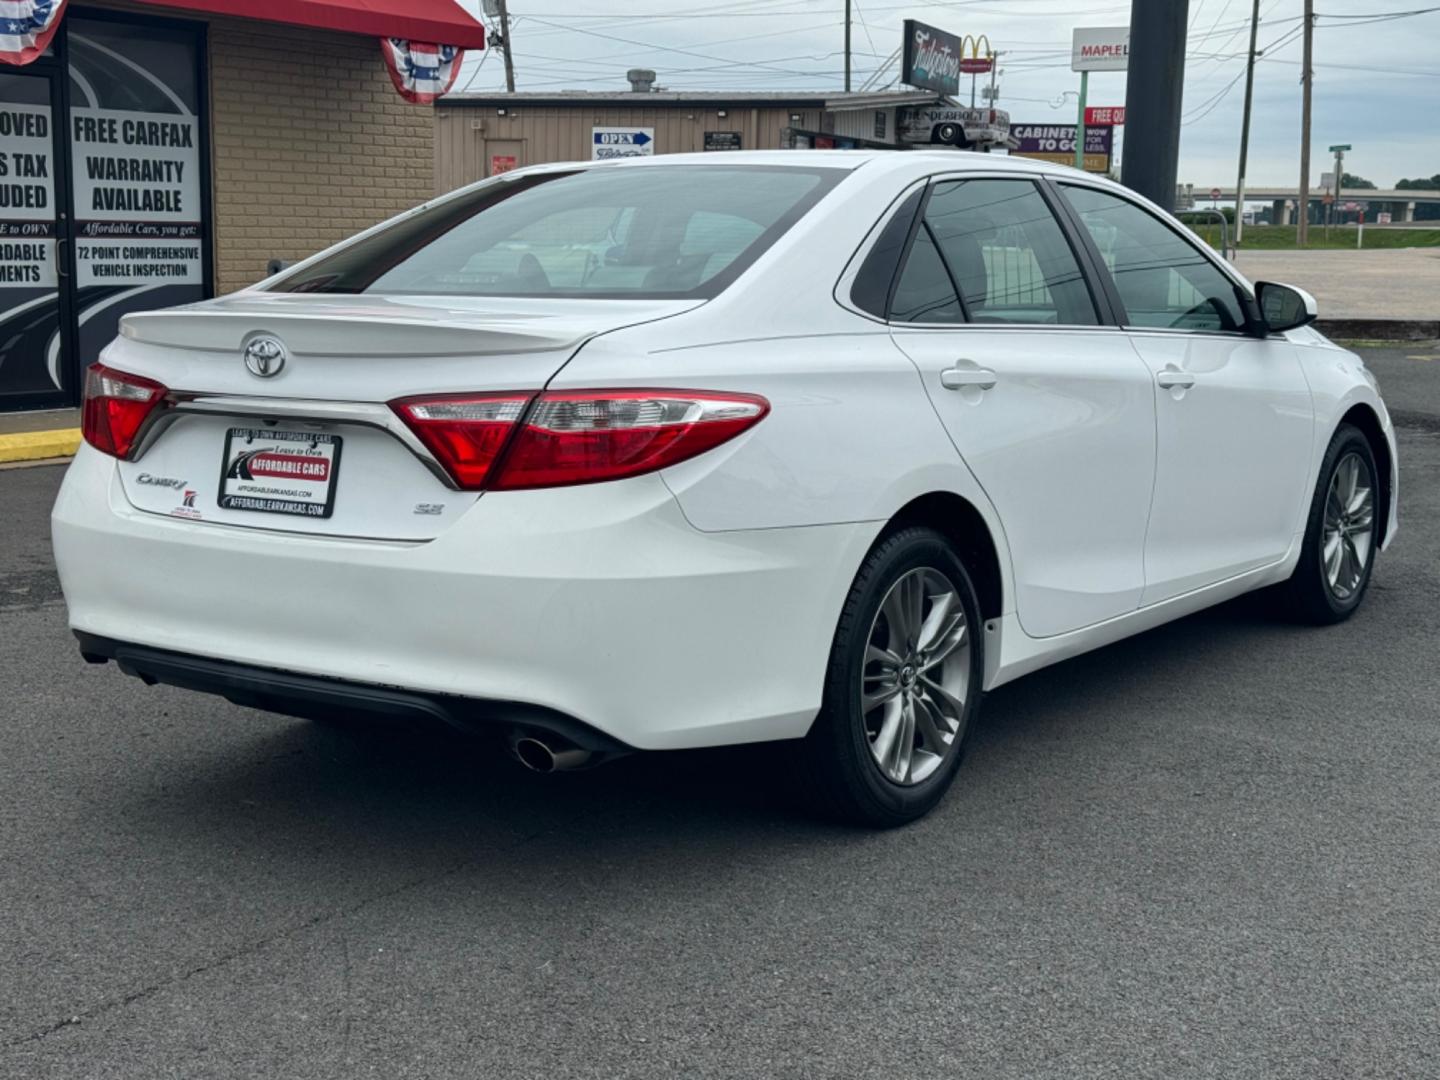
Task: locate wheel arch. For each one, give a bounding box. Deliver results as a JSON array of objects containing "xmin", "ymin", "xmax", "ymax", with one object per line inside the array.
[
  {"xmin": 1337, "ymin": 403, "xmax": 1394, "ymax": 546},
  {"xmin": 883, "ymin": 491, "xmax": 1005, "ymax": 623}
]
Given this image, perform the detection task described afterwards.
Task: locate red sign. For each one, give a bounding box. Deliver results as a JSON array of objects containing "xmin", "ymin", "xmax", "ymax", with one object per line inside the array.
[
  {"xmin": 490, "ymin": 154, "xmax": 518, "ymax": 176},
  {"xmin": 959, "ymin": 57, "xmax": 993, "ymax": 74},
  {"xmin": 1210, "ymin": 187, "xmax": 1222, "ymax": 200},
  {"xmin": 1084, "ymin": 106, "xmax": 1125, "ymax": 126}
]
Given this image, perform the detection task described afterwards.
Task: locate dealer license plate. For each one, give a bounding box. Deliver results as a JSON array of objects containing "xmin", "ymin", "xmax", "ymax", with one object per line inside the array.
[{"xmin": 218, "ymin": 428, "xmax": 342, "ymax": 519}]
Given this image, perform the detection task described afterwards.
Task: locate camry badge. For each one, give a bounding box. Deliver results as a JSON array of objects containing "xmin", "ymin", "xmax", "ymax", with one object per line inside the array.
[{"xmin": 243, "ymin": 336, "xmax": 286, "ymax": 378}]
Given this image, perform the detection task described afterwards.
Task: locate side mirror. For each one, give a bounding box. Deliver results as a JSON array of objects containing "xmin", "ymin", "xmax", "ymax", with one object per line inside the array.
[{"xmin": 1256, "ymin": 281, "xmax": 1318, "ymax": 334}]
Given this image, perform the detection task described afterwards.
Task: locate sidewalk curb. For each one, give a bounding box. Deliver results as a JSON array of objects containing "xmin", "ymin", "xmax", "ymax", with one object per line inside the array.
[{"xmin": 0, "ymin": 429, "xmax": 82, "ymax": 464}]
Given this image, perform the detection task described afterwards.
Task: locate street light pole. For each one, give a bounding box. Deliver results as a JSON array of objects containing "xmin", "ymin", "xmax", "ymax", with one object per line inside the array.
[
  {"xmin": 1297, "ymin": 0, "xmax": 1314, "ymax": 245},
  {"xmin": 1234, "ymin": 0, "xmax": 1261, "ymax": 245},
  {"xmin": 844, "ymin": 0, "xmax": 852, "ymax": 92}
]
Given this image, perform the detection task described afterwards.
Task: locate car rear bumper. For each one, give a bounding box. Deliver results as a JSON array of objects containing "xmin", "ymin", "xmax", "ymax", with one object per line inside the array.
[
  {"xmin": 53, "ymin": 445, "xmax": 878, "ymax": 750},
  {"xmin": 74, "ymin": 631, "xmax": 632, "ymax": 752}
]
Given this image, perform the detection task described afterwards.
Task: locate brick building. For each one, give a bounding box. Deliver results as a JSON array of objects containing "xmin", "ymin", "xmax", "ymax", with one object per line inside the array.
[{"xmin": 0, "ymin": 0, "xmax": 482, "ymax": 413}]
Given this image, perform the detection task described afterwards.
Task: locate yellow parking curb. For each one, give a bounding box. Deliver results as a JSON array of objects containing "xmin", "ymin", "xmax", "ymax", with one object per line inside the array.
[{"xmin": 0, "ymin": 428, "xmax": 82, "ymax": 464}]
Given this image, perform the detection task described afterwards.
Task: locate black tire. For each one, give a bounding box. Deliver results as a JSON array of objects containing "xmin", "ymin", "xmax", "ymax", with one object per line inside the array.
[
  {"xmin": 1278, "ymin": 423, "xmax": 1380, "ymax": 624},
  {"xmin": 800, "ymin": 527, "xmax": 985, "ymax": 827}
]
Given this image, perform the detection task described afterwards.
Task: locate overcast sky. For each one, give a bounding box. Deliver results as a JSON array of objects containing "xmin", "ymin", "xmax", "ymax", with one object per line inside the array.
[{"xmin": 450, "ymin": 0, "xmax": 1440, "ymax": 188}]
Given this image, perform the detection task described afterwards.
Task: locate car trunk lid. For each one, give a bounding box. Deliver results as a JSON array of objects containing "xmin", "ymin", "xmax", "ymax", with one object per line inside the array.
[{"xmin": 110, "ymin": 292, "xmax": 699, "ymax": 539}]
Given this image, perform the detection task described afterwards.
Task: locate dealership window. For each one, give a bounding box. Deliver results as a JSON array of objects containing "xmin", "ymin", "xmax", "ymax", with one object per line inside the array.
[{"xmin": 0, "ymin": 13, "xmax": 209, "ymax": 410}]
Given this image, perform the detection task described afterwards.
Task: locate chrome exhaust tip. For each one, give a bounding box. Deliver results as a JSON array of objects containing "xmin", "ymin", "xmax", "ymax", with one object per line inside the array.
[{"xmin": 510, "ymin": 734, "xmax": 595, "ymax": 773}]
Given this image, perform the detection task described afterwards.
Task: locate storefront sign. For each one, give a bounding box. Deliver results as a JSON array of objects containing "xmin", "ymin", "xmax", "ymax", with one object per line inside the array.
[
  {"xmin": 902, "ymin": 19, "xmax": 962, "ymax": 96},
  {"xmin": 703, "ymin": 131, "xmax": 742, "ymax": 151},
  {"xmin": 69, "ymin": 106, "xmax": 201, "ymax": 286},
  {"xmin": 1084, "ymin": 106, "xmax": 1125, "ymax": 126},
  {"xmin": 1010, "ymin": 123, "xmax": 1112, "ymax": 172},
  {"xmin": 592, "ymin": 127, "xmax": 653, "ymax": 160},
  {"xmin": 490, "ymin": 153, "xmax": 517, "ymax": 174},
  {"xmin": 1072, "ymin": 27, "xmax": 1130, "ymax": 72},
  {"xmin": 0, "ymin": 100, "xmax": 56, "ymax": 287}
]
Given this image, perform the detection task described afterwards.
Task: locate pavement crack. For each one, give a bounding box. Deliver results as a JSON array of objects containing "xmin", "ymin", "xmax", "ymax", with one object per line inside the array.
[
  {"xmin": 0, "ymin": 568, "xmax": 64, "ymax": 612},
  {"xmin": 1389, "ymin": 409, "xmax": 1440, "ymax": 435},
  {"xmin": 1, "ymin": 838, "xmax": 541, "ymax": 1050}
]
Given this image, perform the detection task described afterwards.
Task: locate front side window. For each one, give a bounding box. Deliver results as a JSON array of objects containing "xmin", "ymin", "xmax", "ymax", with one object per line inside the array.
[
  {"xmin": 272, "ymin": 165, "xmax": 843, "ymax": 299},
  {"xmin": 912, "ymin": 179, "xmax": 1098, "ymax": 326},
  {"xmin": 1060, "ymin": 184, "xmax": 1248, "ymax": 333}
]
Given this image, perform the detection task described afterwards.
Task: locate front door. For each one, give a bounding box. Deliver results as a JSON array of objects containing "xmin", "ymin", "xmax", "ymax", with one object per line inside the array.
[
  {"xmin": 888, "ymin": 176, "xmax": 1157, "ymax": 639},
  {"xmin": 1056, "ymin": 182, "xmax": 1315, "ymax": 606},
  {"xmin": 0, "ymin": 67, "xmax": 72, "ymax": 410}
]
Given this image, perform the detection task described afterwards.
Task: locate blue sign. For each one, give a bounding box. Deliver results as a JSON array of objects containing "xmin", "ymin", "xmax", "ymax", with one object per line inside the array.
[{"xmin": 591, "ymin": 127, "xmax": 655, "ymax": 159}]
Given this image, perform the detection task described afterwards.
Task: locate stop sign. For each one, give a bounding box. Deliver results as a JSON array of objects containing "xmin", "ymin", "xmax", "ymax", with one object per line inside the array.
[{"xmin": 1210, "ymin": 187, "xmax": 1221, "ymax": 200}]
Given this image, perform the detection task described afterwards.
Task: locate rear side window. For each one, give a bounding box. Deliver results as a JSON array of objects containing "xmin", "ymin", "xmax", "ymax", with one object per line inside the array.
[
  {"xmin": 890, "ymin": 226, "xmax": 964, "ymax": 324},
  {"xmin": 884, "ymin": 178, "xmax": 1097, "ymax": 325},
  {"xmin": 1060, "ymin": 184, "xmax": 1248, "ymax": 333},
  {"xmin": 922, "ymin": 179, "xmax": 1098, "ymax": 326},
  {"xmin": 272, "ymin": 165, "xmax": 844, "ymax": 300}
]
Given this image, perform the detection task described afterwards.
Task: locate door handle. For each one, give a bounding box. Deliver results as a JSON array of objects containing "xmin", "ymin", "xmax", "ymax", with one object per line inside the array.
[
  {"xmin": 56, "ymin": 237, "xmax": 68, "ymax": 279},
  {"xmin": 1156, "ymin": 369, "xmax": 1196, "ymax": 389},
  {"xmin": 940, "ymin": 367, "xmax": 998, "ymax": 391}
]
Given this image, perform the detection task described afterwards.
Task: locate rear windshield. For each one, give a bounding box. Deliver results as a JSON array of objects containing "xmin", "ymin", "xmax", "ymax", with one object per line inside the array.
[{"xmin": 270, "ymin": 165, "xmax": 845, "ymax": 299}]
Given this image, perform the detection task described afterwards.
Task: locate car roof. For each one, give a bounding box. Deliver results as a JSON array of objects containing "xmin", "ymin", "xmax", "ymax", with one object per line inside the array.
[{"xmin": 573, "ymin": 149, "xmax": 1098, "ymax": 181}]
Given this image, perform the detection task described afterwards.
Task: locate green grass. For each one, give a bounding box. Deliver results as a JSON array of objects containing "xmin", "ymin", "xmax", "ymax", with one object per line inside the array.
[{"xmin": 1181, "ymin": 223, "xmax": 1440, "ymax": 251}]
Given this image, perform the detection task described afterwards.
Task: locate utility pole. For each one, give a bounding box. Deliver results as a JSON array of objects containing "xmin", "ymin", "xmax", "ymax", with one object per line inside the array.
[
  {"xmin": 1121, "ymin": 0, "xmax": 1191, "ymax": 211},
  {"xmin": 496, "ymin": 0, "xmax": 516, "ymax": 93},
  {"xmin": 1297, "ymin": 0, "xmax": 1314, "ymax": 245},
  {"xmin": 844, "ymin": 0, "xmax": 852, "ymax": 92},
  {"xmin": 1233, "ymin": 0, "xmax": 1261, "ymax": 245}
]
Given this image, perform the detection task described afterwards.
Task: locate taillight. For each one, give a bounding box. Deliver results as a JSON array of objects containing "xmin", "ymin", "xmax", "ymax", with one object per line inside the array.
[
  {"xmin": 495, "ymin": 390, "xmax": 768, "ymax": 489},
  {"xmin": 390, "ymin": 393, "xmax": 534, "ymax": 489},
  {"xmin": 81, "ymin": 363, "xmax": 168, "ymax": 459},
  {"xmin": 390, "ymin": 389, "xmax": 768, "ymax": 491}
]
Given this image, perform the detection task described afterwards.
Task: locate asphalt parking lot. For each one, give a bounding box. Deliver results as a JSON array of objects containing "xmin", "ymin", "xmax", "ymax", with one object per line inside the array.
[{"xmin": 2, "ymin": 345, "xmax": 1438, "ymax": 1079}]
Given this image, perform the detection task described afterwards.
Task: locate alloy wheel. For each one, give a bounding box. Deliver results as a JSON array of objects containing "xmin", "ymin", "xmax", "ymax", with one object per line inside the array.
[
  {"xmin": 860, "ymin": 567, "xmax": 971, "ymax": 785},
  {"xmin": 1322, "ymin": 451, "xmax": 1375, "ymax": 601}
]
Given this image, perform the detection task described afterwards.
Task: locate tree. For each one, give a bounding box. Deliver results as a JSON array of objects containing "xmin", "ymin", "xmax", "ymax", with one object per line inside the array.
[
  {"xmin": 1341, "ymin": 172, "xmax": 1377, "ymax": 190},
  {"xmin": 1396, "ymin": 174, "xmax": 1440, "ymax": 190}
]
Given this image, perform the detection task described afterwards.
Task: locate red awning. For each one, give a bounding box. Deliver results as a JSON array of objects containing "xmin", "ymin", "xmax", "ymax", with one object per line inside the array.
[{"xmin": 138, "ymin": 0, "xmax": 486, "ymax": 47}]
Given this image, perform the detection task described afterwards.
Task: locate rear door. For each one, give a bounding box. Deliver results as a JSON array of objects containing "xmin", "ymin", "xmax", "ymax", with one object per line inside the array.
[
  {"xmin": 887, "ymin": 175, "xmax": 1157, "ymax": 639},
  {"xmin": 1055, "ymin": 182, "xmax": 1315, "ymax": 605}
]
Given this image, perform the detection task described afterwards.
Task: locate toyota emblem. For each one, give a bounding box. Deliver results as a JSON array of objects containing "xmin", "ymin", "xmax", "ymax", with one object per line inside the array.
[{"xmin": 243, "ymin": 336, "xmax": 286, "ymax": 378}]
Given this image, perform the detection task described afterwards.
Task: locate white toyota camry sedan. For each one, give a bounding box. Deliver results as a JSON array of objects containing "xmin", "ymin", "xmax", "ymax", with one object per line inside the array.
[{"xmin": 53, "ymin": 151, "xmax": 1398, "ymax": 826}]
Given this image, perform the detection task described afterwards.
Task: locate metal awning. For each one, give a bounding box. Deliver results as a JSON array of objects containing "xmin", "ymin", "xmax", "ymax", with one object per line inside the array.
[{"xmin": 138, "ymin": 0, "xmax": 487, "ymax": 47}]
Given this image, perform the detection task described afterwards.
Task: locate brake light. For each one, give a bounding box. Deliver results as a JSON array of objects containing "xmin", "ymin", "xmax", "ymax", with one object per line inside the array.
[
  {"xmin": 81, "ymin": 363, "xmax": 168, "ymax": 459},
  {"xmin": 495, "ymin": 390, "xmax": 768, "ymax": 489},
  {"xmin": 390, "ymin": 389, "xmax": 768, "ymax": 491},
  {"xmin": 390, "ymin": 393, "xmax": 534, "ymax": 489}
]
